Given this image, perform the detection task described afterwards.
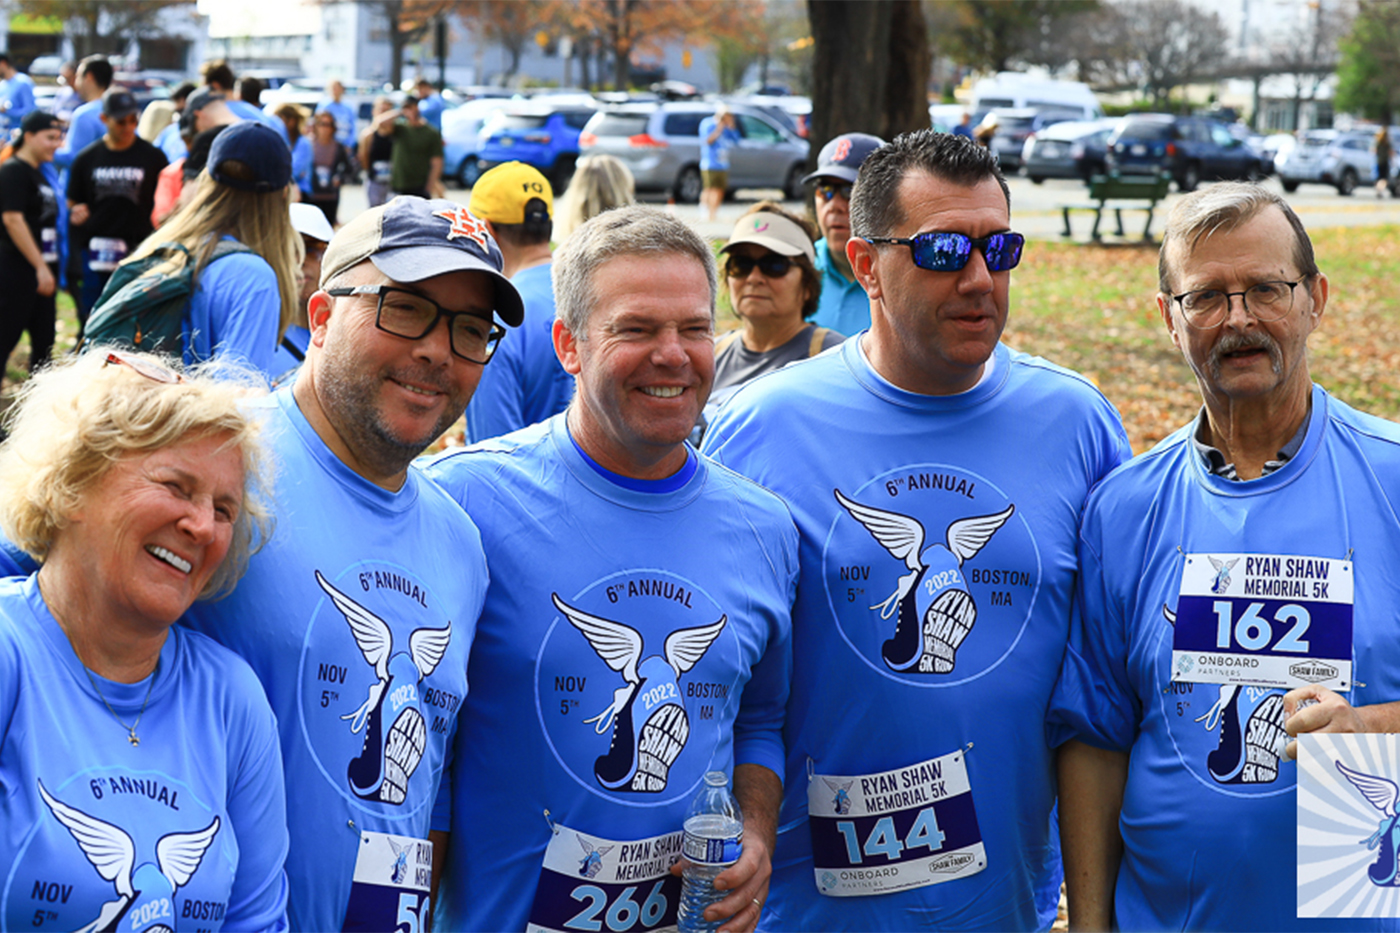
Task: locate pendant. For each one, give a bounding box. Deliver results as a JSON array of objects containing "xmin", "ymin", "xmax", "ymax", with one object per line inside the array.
[{"xmin": 128, "ymin": 730, "xmax": 140, "ymax": 747}]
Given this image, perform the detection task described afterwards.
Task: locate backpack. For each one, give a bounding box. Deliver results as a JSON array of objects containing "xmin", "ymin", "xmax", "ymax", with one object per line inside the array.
[{"xmin": 83, "ymin": 239, "xmax": 252, "ymax": 356}]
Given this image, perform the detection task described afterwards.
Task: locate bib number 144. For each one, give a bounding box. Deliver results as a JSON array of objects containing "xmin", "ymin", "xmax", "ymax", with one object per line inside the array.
[{"xmin": 835, "ymin": 807, "xmax": 946, "ymax": 865}]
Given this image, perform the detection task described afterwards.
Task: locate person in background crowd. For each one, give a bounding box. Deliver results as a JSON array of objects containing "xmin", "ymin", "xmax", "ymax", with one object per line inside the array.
[
  {"xmin": 152, "ymin": 81, "xmax": 196, "ymax": 161},
  {"xmin": 698, "ymin": 103, "xmax": 739, "ymax": 222},
  {"xmin": 181, "ymin": 195, "xmax": 523, "ymax": 931},
  {"xmin": 0, "ymin": 54, "xmax": 36, "ymax": 131},
  {"xmin": 272, "ymin": 101, "xmax": 313, "ymax": 195},
  {"xmin": 182, "ymin": 86, "xmax": 238, "ymax": 138},
  {"xmin": 306, "ymin": 110, "xmax": 352, "ymax": 226},
  {"xmin": 974, "ymin": 111, "xmax": 998, "ymax": 149},
  {"xmin": 424, "ymin": 205, "xmax": 794, "ymax": 933},
  {"xmin": 316, "ymin": 79, "xmax": 358, "ymax": 151},
  {"xmin": 415, "ymin": 76, "xmax": 445, "ymax": 131},
  {"xmin": 551, "ymin": 153, "xmax": 634, "ymax": 244},
  {"xmin": 804, "ymin": 132, "xmax": 885, "ymax": 336},
  {"xmin": 201, "ymin": 60, "xmax": 284, "ymax": 137},
  {"xmin": 359, "ymin": 96, "xmax": 394, "ymax": 208},
  {"xmin": 137, "ymin": 97, "xmax": 177, "ymax": 145},
  {"xmin": 1051, "ymin": 183, "xmax": 1400, "ymax": 933},
  {"xmin": 462, "ymin": 161, "xmax": 572, "ymax": 443},
  {"xmin": 269, "ymin": 201, "xmax": 332, "ymax": 384},
  {"xmin": 53, "ymin": 55, "xmax": 112, "ymax": 169},
  {"xmin": 707, "ymin": 202, "xmax": 842, "ymax": 419},
  {"xmin": 953, "ymin": 111, "xmax": 974, "ymax": 139},
  {"xmin": 122, "ymin": 122, "xmax": 299, "ymax": 376},
  {"xmin": 151, "ymin": 106, "xmax": 235, "ymax": 228},
  {"xmin": 67, "ymin": 88, "xmax": 168, "ymax": 334},
  {"xmin": 1375, "ymin": 126, "xmax": 1393, "ymax": 199},
  {"xmin": 703, "ymin": 131, "xmax": 1129, "ymax": 931},
  {"xmin": 0, "ymin": 111, "xmax": 62, "ymax": 372},
  {"xmin": 0, "ymin": 349, "xmax": 289, "ymax": 933},
  {"xmin": 51, "ymin": 60, "xmax": 80, "ymax": 123},
  {"xmin": 372, "ymin": 95, "xmax": 443, "ymax": 199},
  {"xmin": 235, "ymin": 76, "xmax": 264, "ymax": 110}
]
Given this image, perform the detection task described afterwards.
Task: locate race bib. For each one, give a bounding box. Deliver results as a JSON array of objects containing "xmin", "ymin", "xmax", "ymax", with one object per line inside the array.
[
  {"xmin": 1171, "ymin": 553, "xmax": 1353, "ymax": 690},
  {"xmin": 372, "ymin": 160, "xmax": 393, "ymax": 184},
  {"xmin": 807, "ymin": 749, "xmax": 985, "ymax": 897},
  {"xmin": 86, "ymin": 236, "xmax": 128, "ymax": 272},
  {"xmin": 527, "ymin": 825, "xmax": 682, "ymax": 933},
  {"xmin": 341, "ymin": 831, "xmax": 432, "ymax": 933},
  {"xmin": 317, "ymin": 165, "xmax": 334, "ymax": 188},
  {"xmin": 40, "ymin": 227, "xmax": 56, "ymax": 263}
]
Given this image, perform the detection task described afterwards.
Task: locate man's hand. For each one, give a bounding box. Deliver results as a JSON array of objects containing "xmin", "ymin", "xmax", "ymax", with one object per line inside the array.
[
  {"xmin": 668, "ymin": 833, "xmax": 770, "ymax": 933},
  {"xmin": 69, "ymin": 203, "xmax": 90, "ymax": 226},
  {"xmin": 1283, "ymin": 685, "xmax": 1366, "ymax": 760},
  {"xmin": 36, "ymin": 265, "xmax": 54, "ymax": 297}
]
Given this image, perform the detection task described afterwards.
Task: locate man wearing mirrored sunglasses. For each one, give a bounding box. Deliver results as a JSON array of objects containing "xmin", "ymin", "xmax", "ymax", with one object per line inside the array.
[
  {"xmin": 804, "ymin": 132, "xmax": 884, "ymax": 337},
  {"xmin": 183, "ymin": 195, "xmax": 524, "ymax": 931},
  {"xmin": 1050, "ymin": 184, "xmax": 1400, "ymax": 932},
  {"xmin": 704, "ymin": 129, "xmax": 1129, "ymax": 931}
]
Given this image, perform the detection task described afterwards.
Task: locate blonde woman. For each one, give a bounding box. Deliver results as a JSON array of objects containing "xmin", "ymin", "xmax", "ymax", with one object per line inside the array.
[
  {"xmin": 552, "ymin": 154, "xmax": 635, "ymax": 243},
  {"xmin": 124, "ymin": 122, "xmax": 302, "ymax": 378}
]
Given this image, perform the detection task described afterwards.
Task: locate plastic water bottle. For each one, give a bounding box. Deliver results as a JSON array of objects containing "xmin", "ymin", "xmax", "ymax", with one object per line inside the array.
[{"xmin": 677, "ymin": 770, "xmax": 744, "ymax": 933}]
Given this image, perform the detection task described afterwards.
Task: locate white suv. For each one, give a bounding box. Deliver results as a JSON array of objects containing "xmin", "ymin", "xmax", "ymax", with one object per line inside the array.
[{"xmin": 1277, "ymin": 130, "xmax": 1399, "ymax": 196}]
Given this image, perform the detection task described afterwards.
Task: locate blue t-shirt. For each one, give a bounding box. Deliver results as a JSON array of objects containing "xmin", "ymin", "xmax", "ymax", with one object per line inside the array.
[
  {"xmin": 316, "ymin": 99, "xmax": 358, "ymax": 149},
  {"xmin": 1048, "ymin": 385, "xmax": 1400, "ymax": 932},
  {"xmin": 155, "ymin": 121, "xmax": 188, "ymax": 161},
  {"xmin": 0, "ymin": 575, "xmax": 289, "ymax": 933},
  {"xmin": 182, "ymin": 241, "xmax": 281, "ymax": 378},
  {"xmin": 54, "ymin": 100, "xmax": 104, "ymax": 169},
  {"xmin": 270, "ymin": 324, "xmax": 310, "ymax": 387},
  {"xmin": 229, "ymin": 101, "xmax": 289, "ymax": 138},
  {"xmin": 416, "ymin": 94, "xmax": 445, "ymax": 132},
  {"xmin": 291, "ymin": 135, "xmax": 313, "ymax": 195},
  {"xmin": 463, "ymin": 262, "xmax": 574, "ymax": 444},
  {"xmin": 698, "ymin": 116, "xmax": 740, "ymax": 171},
  {"xmin": 702, "ymin": 338, "xmax": 1129, "ymax": 931},
  {"xmin": 182, "ymin": 388, "xmax": 486, "ymax": 932},
  {"xmin": 422, "ymin": 415, "xmax": 798, "ymax": 932},
  {"xmin": 810, "ymin": 236, "xmax": 872, "ymax": 336},
  {"xmin": 0, "ymin": 72, "xmax": 35, "ymax": 128}
]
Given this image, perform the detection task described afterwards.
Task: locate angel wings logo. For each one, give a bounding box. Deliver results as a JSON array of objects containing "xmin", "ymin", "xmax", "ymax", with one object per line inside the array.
[
  {"xmin": 834, "ymin": 489, "xmax": 1015, "ymax": 674},
  {"xmin": 577, "ymin": 835, "xmax": 614, "ymax": 878},
  {"xmin": 316, "ymin": 570, "xmax": 453, "ymax": 806},
  {"xmin": 1336, "ymin": 761, "xmax": 1400, "ymax": 887},
  {"xmin": 37, "ymin": 781, "xmax": 219, "ymax": 933},
  {"xmin": 824, "ymin": 778, "xmax": 853, "ymax": 815},
  {"xmin": 552, "ymin": 592, "xmax": 726, "ymax": 794}
]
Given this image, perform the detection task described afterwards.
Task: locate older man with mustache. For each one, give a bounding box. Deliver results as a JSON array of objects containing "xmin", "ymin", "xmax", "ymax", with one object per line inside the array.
[{"xmin": 1050, "ymin": 183, "xmax": 1400, "ymax": 932}]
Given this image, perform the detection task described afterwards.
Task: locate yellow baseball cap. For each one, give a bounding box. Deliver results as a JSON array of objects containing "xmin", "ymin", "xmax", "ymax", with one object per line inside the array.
[{"xmin": 469, "ymin": 161, "xmax": 554, "ymax": 224}]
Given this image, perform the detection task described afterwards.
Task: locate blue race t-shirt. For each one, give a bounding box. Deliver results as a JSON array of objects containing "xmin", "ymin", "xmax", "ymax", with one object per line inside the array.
[
  {"xmin": 317, "ymin": 99, "xmax": 358, "ymax": 148},
  {"xmin": 0, "ymin": 575, "xmax": 290, "ymax": 933},
  {"xmin": 698, "ymin": 116, "xmax": 740, "ymax": 171},
  {"xmin": 422, "ymin": 415, "xmax": 797, "ymax": 932},
  {"xmin": 54, "ymin": 100, "xmax": 104, "ymax": 169},
  {"xmin": 810, "ymin": 236, "xmax": 872, "ymax": 336},
  {"xmin": 463, "ymin": 262, "xmax": 574, "ymax": 444},
  {"xmin": 1048, "ymin": 385, "xmax": 1400, "ymax": 933},
  {"xmin": 182, "ymin": 387, "xmax": 486, "ymax": 932},
  {"xmin": 703, "ymin": 338, "xmax": 1129, "ymax": 931},
  {"xmin": 183, "ymin": 241, "xmax": 281, "ymax": 378},
  {"xmin": 0, "ymin": 72, "xmax": 35, "ymax": 128}
]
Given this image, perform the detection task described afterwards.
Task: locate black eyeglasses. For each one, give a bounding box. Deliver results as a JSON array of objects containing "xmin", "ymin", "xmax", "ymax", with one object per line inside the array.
[
  {"xmin": 725, "ymin": 253, "xmax": 796, "ymax": 279},
  {"xmin": 326, "ymin": 285, "xmax": 505, "ymax": 363},
  {"xmin": 814, "ymin": 182, "xmax": 853, "ymax": 202},
  {"xmin": 864, "ymin": 231, "xmax": 1025, "ymax": 273},
  {"xmin": 1170, "ymin": 280, "xmax": 1301, "ymax": 329}
]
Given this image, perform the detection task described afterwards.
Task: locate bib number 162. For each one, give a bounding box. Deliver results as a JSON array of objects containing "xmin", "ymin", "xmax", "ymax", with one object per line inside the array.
[{"xmin": 1213, "ymin": 601, "xmax": 1309, "ymax": 653}]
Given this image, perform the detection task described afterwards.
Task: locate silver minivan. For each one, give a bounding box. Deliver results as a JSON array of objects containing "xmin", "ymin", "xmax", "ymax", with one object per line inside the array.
[
  {"xmin": 580, "ymin": 101, "xmax": 809, "ymax": 203},
  {"xmin": 1276, "ymin": 129, "xmax": 1400, "ymax": 195}
]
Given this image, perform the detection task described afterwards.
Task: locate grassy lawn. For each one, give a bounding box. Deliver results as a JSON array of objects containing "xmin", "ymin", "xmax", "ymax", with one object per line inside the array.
[{"xmin": 11, "ymin": 225, "xmax": 1398, "ymax": 458}]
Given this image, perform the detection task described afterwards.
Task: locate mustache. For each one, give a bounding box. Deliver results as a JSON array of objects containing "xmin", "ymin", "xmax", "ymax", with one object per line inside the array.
[{"xmin": 1209, "ymin": 330, "xmax": 1282, "ymax": 376}]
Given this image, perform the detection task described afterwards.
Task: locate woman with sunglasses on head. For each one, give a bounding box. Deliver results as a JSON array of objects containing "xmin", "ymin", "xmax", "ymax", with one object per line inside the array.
[{"xmin": 0, "ymin": 349, "xmax": 289, "ymax": 932}]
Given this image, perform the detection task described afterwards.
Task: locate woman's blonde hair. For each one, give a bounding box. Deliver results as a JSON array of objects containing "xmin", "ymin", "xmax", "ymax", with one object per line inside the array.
[
  {"xmin": 0, "ymin": 351, "xmax": 274, "ymax": 599},
  {"xmin": 129, "ymin": 170, "xmax": 303, "ymax": 340},
  {"xmin": 553, "ymin": 155, "xmax": 636, "ymax": 244}
]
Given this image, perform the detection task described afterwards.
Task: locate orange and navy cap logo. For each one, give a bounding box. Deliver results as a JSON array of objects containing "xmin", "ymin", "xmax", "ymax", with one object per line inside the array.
[{"xmin": 432, "ymin": 205, "xmax": 491, "ymax": 251}]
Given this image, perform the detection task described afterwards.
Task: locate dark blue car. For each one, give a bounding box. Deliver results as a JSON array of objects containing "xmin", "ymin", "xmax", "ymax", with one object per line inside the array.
[
  {"xmin": 477, "ymin": 102, "xmax": 598, "ymax": 191},
  {"xmin": 1105, "ymin": 114, "xmax": 1266, "ymax": 192}
]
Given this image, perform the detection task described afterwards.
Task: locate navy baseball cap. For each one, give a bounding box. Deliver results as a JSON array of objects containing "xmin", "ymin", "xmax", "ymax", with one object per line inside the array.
[
  {"xmin": 208, "ymin": 121, "xmax": 292, "ymax": 193},
  {"xmin": 803, "ymin": 132, "xmax": 886, "ymax": 185},
  {"xmin": 319, "ymin": 196, "xmax": 524, "ymax": 327},
  {"xmin": 101, "ymin": 88, "xmax": 140, "ymax": 120}
]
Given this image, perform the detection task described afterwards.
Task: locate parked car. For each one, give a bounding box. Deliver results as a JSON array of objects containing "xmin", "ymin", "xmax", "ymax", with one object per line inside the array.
[
  {"xmin": 1275, "ymin": 129, "xmax": 1399, "ymax": 195},
  {"xmin": 1105, "ymin": 114, "xmax": 1266, "ymax": 191},
  {"xmin": 441, "ymin": 97, "xmax": 509, "ymax": 187},
  {"xmin": 578, "ymin": 100, "xmax": 809, "ymax": 203},
  {"xmin": 1021, "ymin": 119, "xmax": 1117, "ymax": 183},
  {"xmin": 970, "ymin": 73, "xmax": 1104, "ymax": 122},
  {"xmin": 476, "ymin": 102, "xmax": 598, "ymax": 190},
  {"xmin": 979, "ymin": 108, "xmax": 1079, "ymax": 173}
]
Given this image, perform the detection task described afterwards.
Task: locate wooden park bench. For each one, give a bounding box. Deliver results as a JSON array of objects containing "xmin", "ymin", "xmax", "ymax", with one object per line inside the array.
[{"xmin": 1060, "ymin": 173, "xmax": 1172, "ymax": 241}]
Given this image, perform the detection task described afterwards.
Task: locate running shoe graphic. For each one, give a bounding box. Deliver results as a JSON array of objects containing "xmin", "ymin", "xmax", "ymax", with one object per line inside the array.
[
  {"xmin": 1335, "ymin": 761, "xmax": 1400, "ymax": 887},
  {"xmin": 317, "ymin": 571, "xmax": 452, "ymax": 804},
  {"xmin": 552, "ymin": 593, "xmax": 726, "ymax": 793},
  {"xmin": 1196, "ymin": 685, "xmax": 1286, "ymax": 784}
]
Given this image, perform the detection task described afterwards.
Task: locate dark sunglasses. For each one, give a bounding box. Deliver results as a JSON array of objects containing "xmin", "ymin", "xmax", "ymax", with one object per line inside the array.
[
  {"xmin": 864, "ymin": 231, "xmax": 1025, "ymax": 273},
  {"xmin": 814, "ymin": 182, "xmax": 853, "ymax": 202},
  {"xmin": 725, "ymin": 253, "xmax": 796, "ymax": 279}
]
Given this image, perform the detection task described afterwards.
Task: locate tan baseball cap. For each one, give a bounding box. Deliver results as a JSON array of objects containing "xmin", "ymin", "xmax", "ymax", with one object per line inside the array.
[{"xmin": 719, "ymin": 212, "xmax": 816, "ymax": 265}]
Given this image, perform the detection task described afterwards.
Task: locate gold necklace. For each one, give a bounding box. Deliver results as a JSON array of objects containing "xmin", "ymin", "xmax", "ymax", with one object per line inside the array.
[{"xmin": 81, "ymin": 661, "xmax": 156, "ymax": 747}]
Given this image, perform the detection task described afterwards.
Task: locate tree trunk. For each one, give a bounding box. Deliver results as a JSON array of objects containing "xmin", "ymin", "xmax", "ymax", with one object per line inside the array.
[{"xmin": 808, "ymin": 0, "xmax": 931, "ymax": 177}]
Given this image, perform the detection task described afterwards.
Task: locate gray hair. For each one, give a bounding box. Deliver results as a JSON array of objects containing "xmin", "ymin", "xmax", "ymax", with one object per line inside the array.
[
  {"xmin": 553, "ymin": 205, "xmax": 717, "ymax": 336},
  {"xmin": 1158, "ymin": 182, "xmax": 1318, "ymax": 295},
  {"xmin": 851, "ymin": 129, "xmax": 1009, "ymax": 240}
]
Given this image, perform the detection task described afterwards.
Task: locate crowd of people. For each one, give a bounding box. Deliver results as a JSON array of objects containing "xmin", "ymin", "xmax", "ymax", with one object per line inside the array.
[{"xmin": 0, "ymin": 51, "xmax": 1397, "ymax": 933}]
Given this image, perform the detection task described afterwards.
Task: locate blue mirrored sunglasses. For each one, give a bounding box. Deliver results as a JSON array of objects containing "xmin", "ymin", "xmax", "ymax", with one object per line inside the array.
[{"xmin": 864, "ymin": 231, "xmax": 1025, "ymax": 273}]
